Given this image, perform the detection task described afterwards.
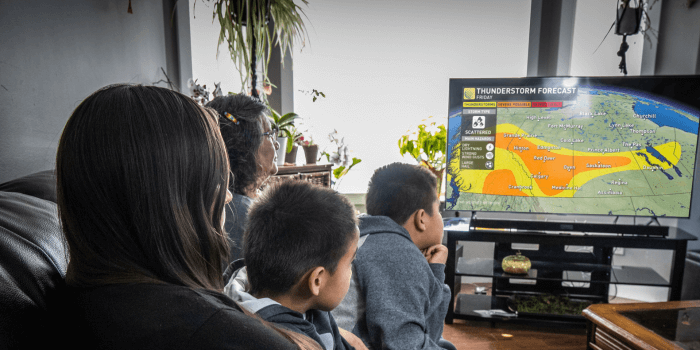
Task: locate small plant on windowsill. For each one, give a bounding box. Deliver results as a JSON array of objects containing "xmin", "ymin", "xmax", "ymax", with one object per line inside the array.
[
  {"xmin": 297, "ymin": 133, "xmax": 314, "ymax": 147},
  {"xmin": 398, "ymin": 116, "xmax": 447, "ymax": 197},
  {"xmin": 321, "ymin": 129, "xmax": 361, "ymax": 190},
  {"xmin": 298, "ymin": 132, "xmax": 319, "ymax": 165},
  {"xmin": 282, "ymin": 125, "xmax": 303, "ymax": 165}
]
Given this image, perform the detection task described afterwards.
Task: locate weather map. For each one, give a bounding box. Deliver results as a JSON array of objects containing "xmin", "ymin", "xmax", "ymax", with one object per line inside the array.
[{"xmin": 446, "ymin": 83, "xmax": 700, "ymax": 217}]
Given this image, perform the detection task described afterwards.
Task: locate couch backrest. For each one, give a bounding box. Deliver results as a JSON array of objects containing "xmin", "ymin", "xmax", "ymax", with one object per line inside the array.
[
  {"xmin": 0, "ymin": 172, "xmax": 67, "ymax": 349},
  {"xmin": 0, "ymin": 170, "xmax": 57, "ymax": 203}
]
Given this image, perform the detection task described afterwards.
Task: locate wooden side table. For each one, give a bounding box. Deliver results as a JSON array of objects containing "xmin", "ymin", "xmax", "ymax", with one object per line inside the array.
[
  {"xmin": 583, "ymin": 300, "xmax": 700, "ymax": 350},
  {"xmin": 266, "ymin": 164, "xmax": 333, "ymax": 188}
]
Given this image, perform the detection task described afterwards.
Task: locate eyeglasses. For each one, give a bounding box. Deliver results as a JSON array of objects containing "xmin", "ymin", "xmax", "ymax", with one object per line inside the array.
[{"xmin": 262, "ymin": 129, "xmax": 277, "ymax": 142}]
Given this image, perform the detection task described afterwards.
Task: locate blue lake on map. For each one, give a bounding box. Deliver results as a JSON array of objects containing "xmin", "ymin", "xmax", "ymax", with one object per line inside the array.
[
  {"xmin": 448, "ymin": 113, "xmax": 461, "ymax": 155},
  {"xmin": 645, "ymin": 146, "xmax": 683, "ymax": 177},
  {"xmin": 633, "ymin": 100, "xmax": 699, "ymax": 135},
  {"xmin": 447, "ymin": 113, "xmax": 463, "ymax": 208}
]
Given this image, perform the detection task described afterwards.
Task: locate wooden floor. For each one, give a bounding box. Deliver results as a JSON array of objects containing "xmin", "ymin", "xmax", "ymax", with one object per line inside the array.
[
  {"xmin": 442, "ymin": 319, "xmax": 587, "ymax": 350},
  {"xmin": 441, "ymin": 284, "xmax": 642, "ymax": 349}
]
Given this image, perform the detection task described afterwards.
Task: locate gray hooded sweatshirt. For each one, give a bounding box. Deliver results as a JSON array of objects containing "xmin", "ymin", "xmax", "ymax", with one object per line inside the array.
[
  {"xmin": 331, "ymin": 215, "xmax": 452, "ymax": 350},
  {"xmin": 224, "ymin": 267, "xmax": 354, "ymax": 350}
]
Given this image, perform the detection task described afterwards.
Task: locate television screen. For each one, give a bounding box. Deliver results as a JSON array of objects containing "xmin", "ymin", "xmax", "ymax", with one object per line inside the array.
[{"xmin": 446, "ymin": 76, "xmax": 700, "ymax": 218}]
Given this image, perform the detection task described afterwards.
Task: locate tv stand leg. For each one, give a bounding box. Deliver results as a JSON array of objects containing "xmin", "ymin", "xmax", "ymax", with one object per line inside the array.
[{"xmin": 669, "ymin": 240, "xmax": 688, "ymax": 301}]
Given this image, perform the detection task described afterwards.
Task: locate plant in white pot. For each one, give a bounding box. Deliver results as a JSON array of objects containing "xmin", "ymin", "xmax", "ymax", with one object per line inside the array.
[{"xmin": 269, "ymin": 109, "xmax": 299, "ymax": 165}]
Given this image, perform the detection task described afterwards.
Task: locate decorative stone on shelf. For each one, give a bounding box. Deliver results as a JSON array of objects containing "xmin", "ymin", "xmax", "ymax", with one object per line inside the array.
[{"xmin": 501, "ymin": 252, "xmax": 531, "ymax": 275}]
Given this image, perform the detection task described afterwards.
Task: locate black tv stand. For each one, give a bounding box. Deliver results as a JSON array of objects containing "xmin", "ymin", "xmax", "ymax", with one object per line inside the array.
[
  {"xmin": 444, "ymin": 220, "xmax": 696, "ymax": 327},
  {"xmin": 469, "ymin": 218, "xmax": 673, "ymax": 237}
]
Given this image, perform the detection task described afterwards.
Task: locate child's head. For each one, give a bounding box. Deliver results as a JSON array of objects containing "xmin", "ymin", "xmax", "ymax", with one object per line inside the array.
[
  {"xmin": 366, "ymin": 163, "xmax": 443, "ymax": 249},
  {"xmin": 244, "ymin": 181, "xmax": 359, "ymax": 311}
]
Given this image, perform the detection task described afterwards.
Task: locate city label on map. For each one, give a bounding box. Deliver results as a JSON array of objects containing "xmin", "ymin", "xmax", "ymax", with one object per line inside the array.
[{"xmin": 533, "ymin": 156, "xmax": 556, "ymax": 162}]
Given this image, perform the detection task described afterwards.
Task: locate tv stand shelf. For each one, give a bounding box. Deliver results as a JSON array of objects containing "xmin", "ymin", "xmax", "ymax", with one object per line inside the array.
[
  {"xmin": 456, "ymin": 258, "xmax": 669, "ymax": 287},
  {"xmin": 444, "ymin": 224, "xmax": 696, "ymax": 327}
]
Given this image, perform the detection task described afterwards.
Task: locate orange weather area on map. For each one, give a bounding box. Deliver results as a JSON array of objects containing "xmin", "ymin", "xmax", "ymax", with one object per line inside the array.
[{"xmin": 482, "ymin": 133, "xmax": 632, "ymax": 197}]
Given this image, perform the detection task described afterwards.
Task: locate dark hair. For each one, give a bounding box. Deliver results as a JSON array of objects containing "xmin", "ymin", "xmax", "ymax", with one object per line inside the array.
[
  {"xmin": 244, "ymin": 181, "xmax": 358, "ymax": 296},
  {"xmin": 56, "ymin": 84, "xmax": 230, "ymax": 290},
  {"xmin": 366, "ymin": 162, "xmax": 438, "ymax": 225},
  {"xmin": 206, "ymin": 94, "xmax": 268, "ymax": 195}
]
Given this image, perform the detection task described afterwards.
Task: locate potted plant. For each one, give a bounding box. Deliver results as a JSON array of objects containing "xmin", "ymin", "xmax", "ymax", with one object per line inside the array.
[
  {"xmin": 284, "ymin": 125, "xmax": 303, "ymax": 164},
  {"xmin": 398, "ymin": 117, "xmax": 447, "ymax": 197},
  {"xmin": 299, "ymin": 133, "xmax": 317, "ymax": 165},
  {"xmin": 321, "ymin": 129, "xmax": 362, "ymax": 190},
  {"xmin": 269, "ymin": 109, "xmax": 298, "ymax": 165},
  {"xmin": 211, "ymin": 0, "xmax": 310, "ymax": 100}
]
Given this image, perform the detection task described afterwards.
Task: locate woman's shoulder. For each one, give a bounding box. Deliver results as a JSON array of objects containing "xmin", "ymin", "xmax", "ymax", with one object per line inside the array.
[{"xmin": 67, "ymin": 283, "xmax": 297, "ymax": 350}]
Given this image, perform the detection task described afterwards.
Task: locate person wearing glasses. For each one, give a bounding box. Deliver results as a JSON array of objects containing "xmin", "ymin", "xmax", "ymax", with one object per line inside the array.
[{"xmin": 206, "ymin": 94, "xmax": 280, "ymax": 265}]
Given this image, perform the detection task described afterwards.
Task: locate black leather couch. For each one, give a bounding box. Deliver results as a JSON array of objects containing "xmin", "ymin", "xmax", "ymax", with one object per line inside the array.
[
  {"xmin": 0, "ymin": 170, "xmax": 67, "ymax": 349},
  {"xmin": 682, "ymin": 249, "xmax": 700, "ymax": 301}
]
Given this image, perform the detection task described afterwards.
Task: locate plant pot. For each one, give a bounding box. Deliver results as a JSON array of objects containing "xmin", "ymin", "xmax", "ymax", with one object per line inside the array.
[
  {"xmin": 276, "ymin": 137, "xmax": 287, "ymax": 166},
  {"xmin": 229, "ymin": 0, "xmax": 272, "ymax": 26},
  {"xmin": 302, "ymin": 145, "xmax": 318, "ymax": 165},
  {"xmin": 285, "ymin": 145, "xmax": 298, "ymax": 165}
]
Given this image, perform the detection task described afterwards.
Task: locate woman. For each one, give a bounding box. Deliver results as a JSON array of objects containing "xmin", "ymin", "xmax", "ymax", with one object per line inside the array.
[
  {"xmin": 206, "ymin": 95, "xmax": 279, "ymax": 262},
  {"xmin": 56, "ymin": 84, "xmax": 318, "ymax": 349}
]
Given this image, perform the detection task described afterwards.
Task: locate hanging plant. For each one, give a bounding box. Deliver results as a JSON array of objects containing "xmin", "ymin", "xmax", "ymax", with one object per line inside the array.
[{"xmin": 208, "ymin": 0, "xmax": 310, "ymax": 101}]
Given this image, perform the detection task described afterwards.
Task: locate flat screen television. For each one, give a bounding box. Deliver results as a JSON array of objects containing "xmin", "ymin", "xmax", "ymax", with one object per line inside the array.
[{"xmin": 446, "ymin": 76, "xmax": 700, "ymax": 218}]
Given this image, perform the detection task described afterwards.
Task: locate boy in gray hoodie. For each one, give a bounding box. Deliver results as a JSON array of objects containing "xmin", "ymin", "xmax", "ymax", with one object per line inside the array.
[
  {"xmin": 224, "ymin": 181, "xmax": 365, "ymax": 350},
  {"xmin": 332, "ymin": 163, "xmax": 455, "ymax": 350}
]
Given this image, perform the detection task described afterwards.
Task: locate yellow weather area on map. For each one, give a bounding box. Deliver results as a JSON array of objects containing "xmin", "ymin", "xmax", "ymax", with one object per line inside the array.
[{"xmin": 449, "ymin": 123, "xmax": 681, "ymax": 198}]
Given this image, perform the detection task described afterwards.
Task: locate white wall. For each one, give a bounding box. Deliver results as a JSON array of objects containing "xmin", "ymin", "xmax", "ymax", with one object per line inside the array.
[
  {"xmin": 189, "ymin": 0, "xmax": 244, "ymax": 96},
  {"xmin": 291, "ymin": 0, "xmax": 533, "ymax": 193},
  {"xmin": 0, "ymin": 0, "xmax": 177, "ymax": 183},
  {"xmin": 569, "ymin": 0, "xmax": 644, "ymax": 76}
]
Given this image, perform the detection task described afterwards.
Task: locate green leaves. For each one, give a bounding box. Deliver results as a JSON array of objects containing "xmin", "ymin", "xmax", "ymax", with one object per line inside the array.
[
  {"xmin": 398, "ymin": 120, "xmax": 446, "ymax": 173},
  {"xmin": 332, "ymin": 157, "xmax": 362, "ymax": 180},
  {"xmin": 285, "ymin": 127, "xmax": 302, "ymax": 153},
  {"xmin": 269, "ymin": 109, "xmax": 301, "ymax": 153},
  {"xmin": 333, "ymin": 166, "xmax": 345, "ymax": 179},
  {"xmin": 269, "ymin": 109, "xmax": 299, "ymax": 132},
  {"xmin": 213, "ymin": 0, "xmax": 310, "ymax": 99},
  {"xmin": 311, "ymin": 89, "xmax": 325, "ymax": 102}
]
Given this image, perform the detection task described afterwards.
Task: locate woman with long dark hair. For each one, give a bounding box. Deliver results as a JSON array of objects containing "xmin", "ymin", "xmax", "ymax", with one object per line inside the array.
[
  {"xmin": 206, "ymin": 95, "xmax": 280, "ymax": 262},
  {"xmin": 56, "ymin": 84, "xmax": 319, "ymax": 349}
]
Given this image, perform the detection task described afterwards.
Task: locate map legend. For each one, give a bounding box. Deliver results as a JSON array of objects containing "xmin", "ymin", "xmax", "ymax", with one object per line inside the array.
[{"xmin": 460, "ymin": 108, "xmax": 496, "ymax": 170}]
